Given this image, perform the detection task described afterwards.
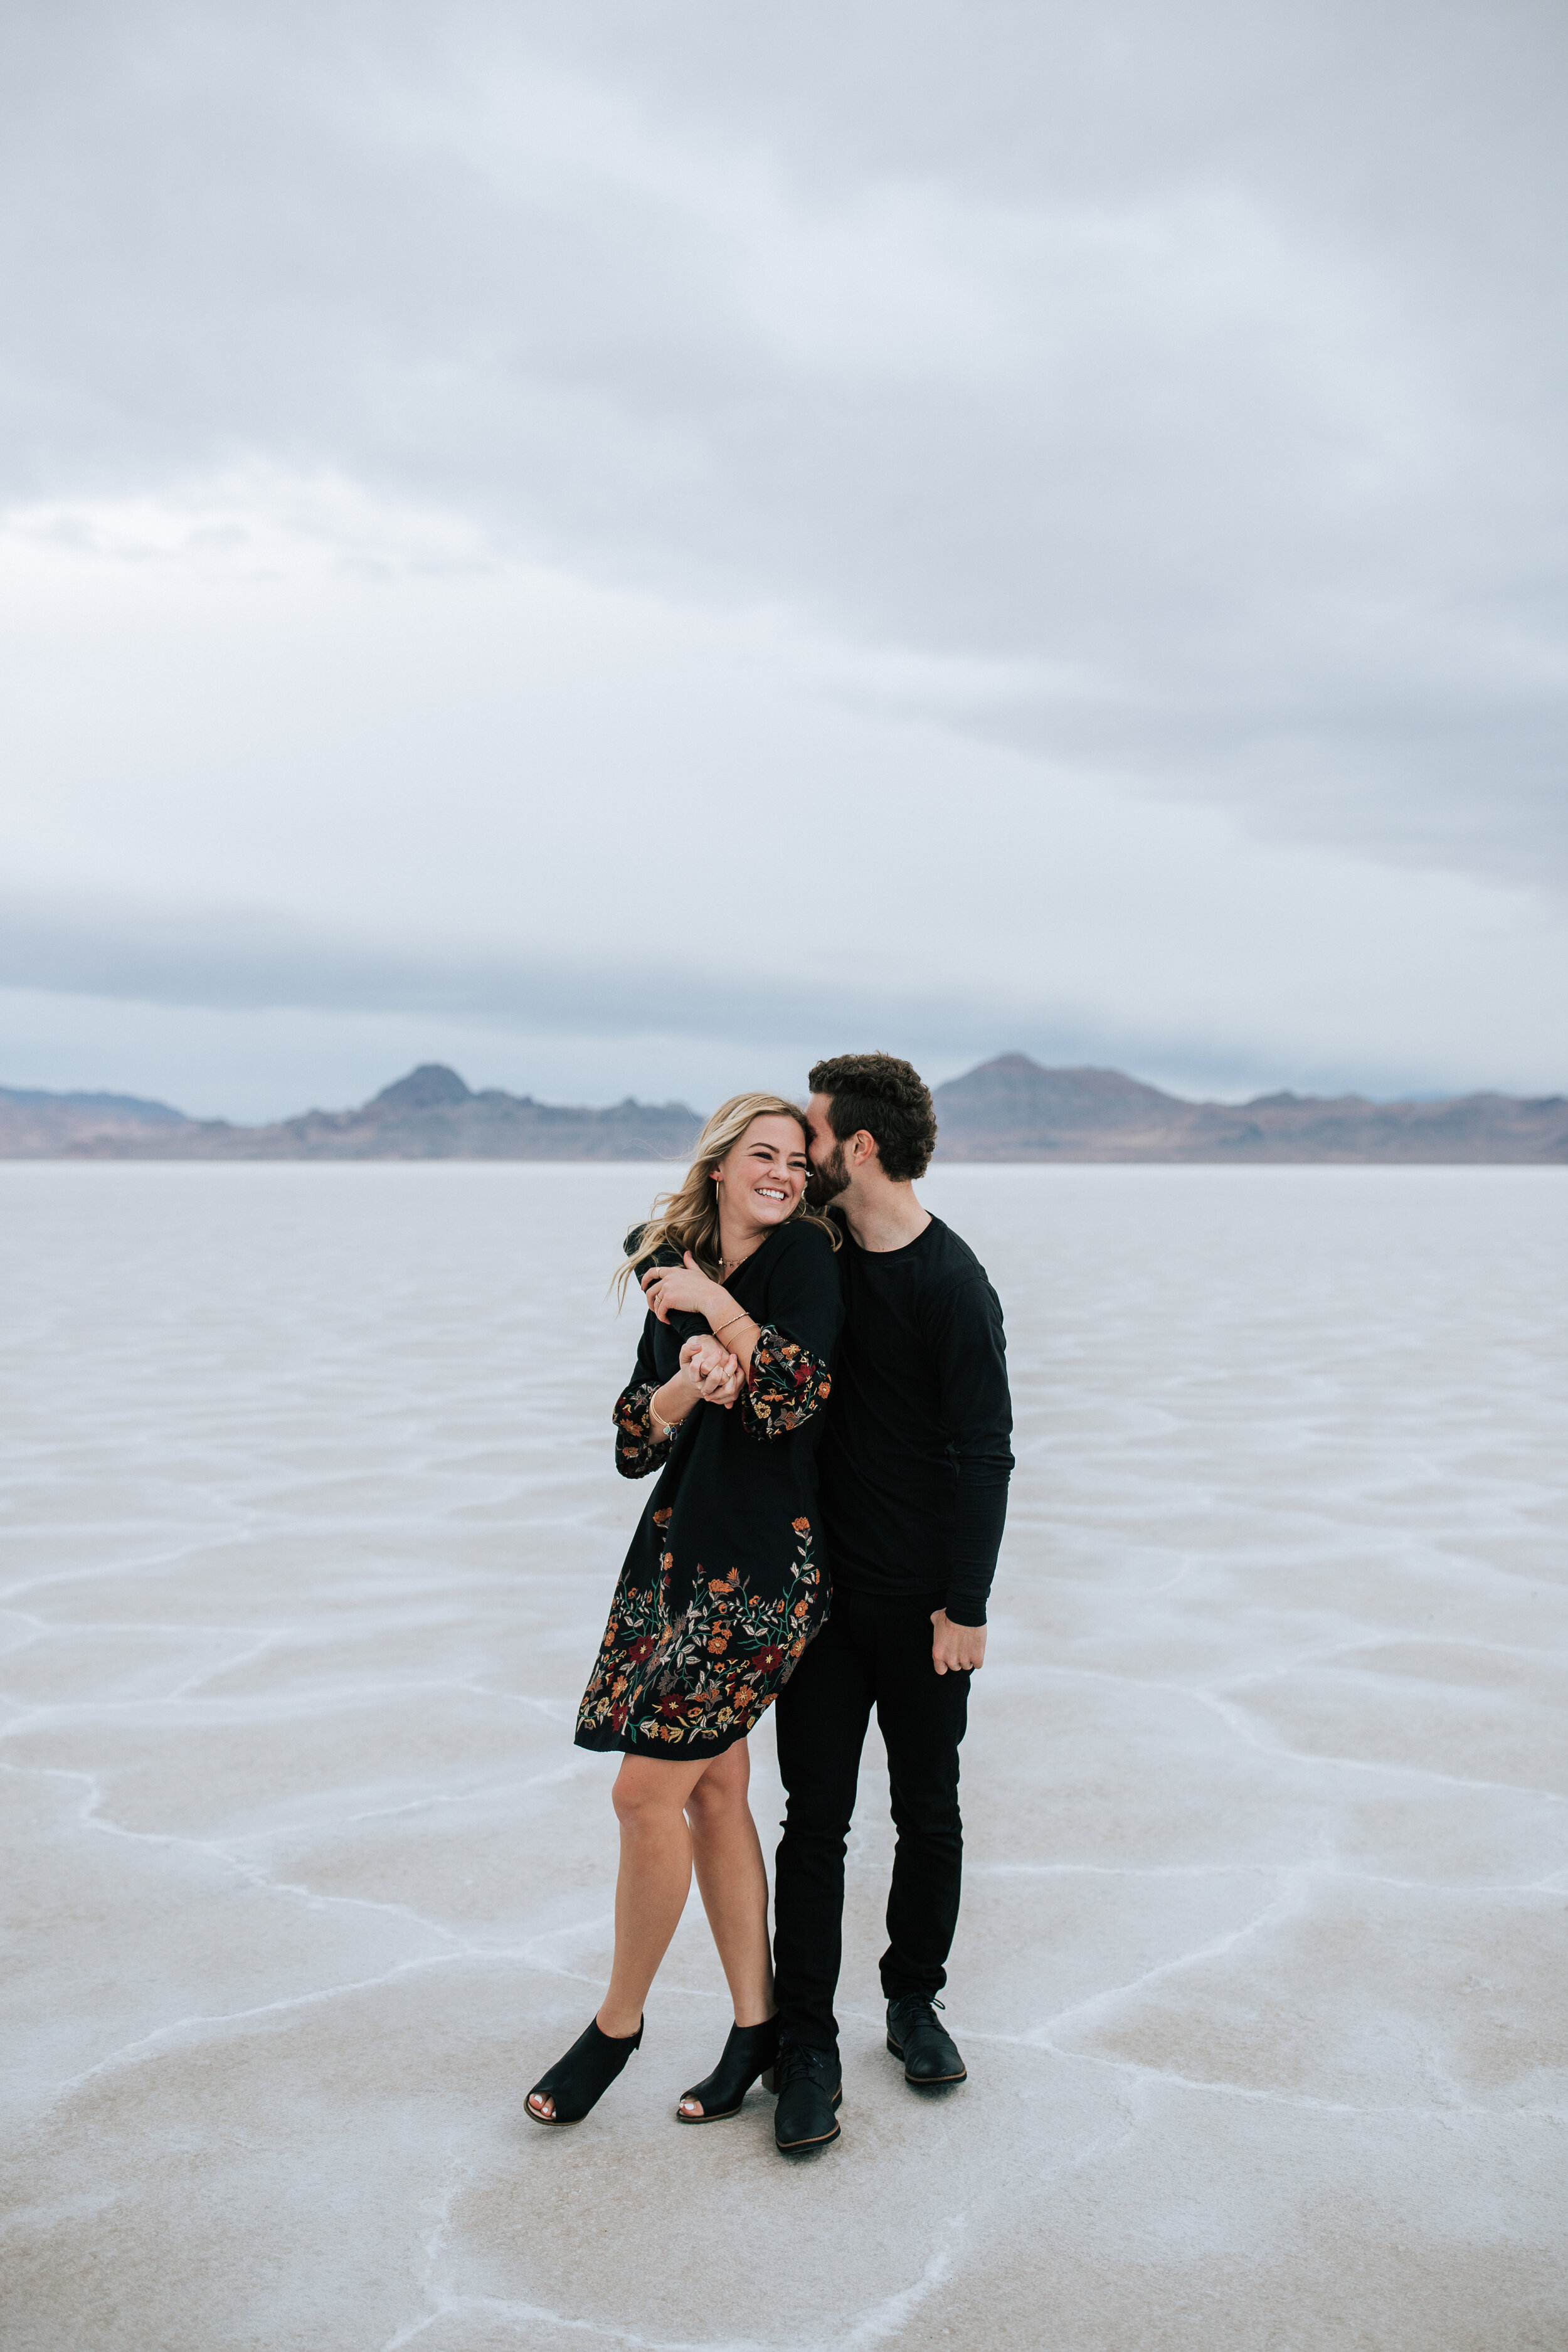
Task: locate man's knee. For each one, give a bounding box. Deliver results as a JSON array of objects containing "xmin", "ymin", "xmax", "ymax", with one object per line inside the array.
[
  {"xmin": 887, "ymin": 1785, "xmax": 963, "ymax": 1845},
  {"xmin": 777, "ymin": 1789, "xmax": 855, "ymax": 1854}
]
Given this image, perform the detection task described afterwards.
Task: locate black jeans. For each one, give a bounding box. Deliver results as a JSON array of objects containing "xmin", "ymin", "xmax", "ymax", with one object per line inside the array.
[{"xmin": 771, "ymin": 1587, "xmax": 971, "ymax": 2057}]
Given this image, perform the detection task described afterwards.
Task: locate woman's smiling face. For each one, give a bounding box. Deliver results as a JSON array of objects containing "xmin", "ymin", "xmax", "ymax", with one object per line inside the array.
[{"xmin": 714, "ymin": 1115, "xmax": 810, "ymax": 1228}]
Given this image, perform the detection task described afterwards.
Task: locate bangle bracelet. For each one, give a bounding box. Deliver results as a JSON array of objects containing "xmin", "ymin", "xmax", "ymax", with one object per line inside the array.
[
  {"xmin": 649, "ymin": 1399, "xmax": 686, "ymax": 1441},
  {"xmin": 712, "ymin": 1311, "xmax": 755, "ymax": 1341}
]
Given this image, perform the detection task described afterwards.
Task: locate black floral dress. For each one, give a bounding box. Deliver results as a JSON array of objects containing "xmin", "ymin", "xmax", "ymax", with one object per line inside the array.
[{"xmin": 575, "ymin": 1217, "xmax": 842, "ymax": 1761}]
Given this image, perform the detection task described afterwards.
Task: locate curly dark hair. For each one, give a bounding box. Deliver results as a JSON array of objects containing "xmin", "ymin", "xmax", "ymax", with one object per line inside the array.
[{"xmin": 807, "ymin": 1051, "xmax": 938, "ymax": 1183}]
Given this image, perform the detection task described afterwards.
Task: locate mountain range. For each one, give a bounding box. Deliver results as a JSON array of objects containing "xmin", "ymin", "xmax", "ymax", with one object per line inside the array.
[
  {"xmin": 4, "ymin": 1054, "xmax": 1565, "ymax": 1162},
  {"xmin": 930, "ymin": 1055, "xmax": 1567, "ymax": 1161},
  {"xmin": 0, "ymin": 1064, "xmax": 703, "ymax": 1161}
]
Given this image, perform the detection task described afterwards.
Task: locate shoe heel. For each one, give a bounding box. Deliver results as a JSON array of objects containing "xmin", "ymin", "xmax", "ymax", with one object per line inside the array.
[{"xmin": 760, "ymin": 2066, "xmax": 778, "ymax": 2094}]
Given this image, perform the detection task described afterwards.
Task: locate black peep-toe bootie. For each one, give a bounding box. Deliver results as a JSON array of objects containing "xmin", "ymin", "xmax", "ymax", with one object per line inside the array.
[
  {"xmin": 675, "ymin": 2015, "xmax": 780, "ymax": 2123},
  {"xmin": 527, "ymin": 2016, "xmax": 643, "ymax": 2126}
]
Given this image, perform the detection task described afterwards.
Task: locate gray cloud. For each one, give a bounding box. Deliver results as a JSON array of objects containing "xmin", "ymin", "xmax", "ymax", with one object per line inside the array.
[{"xmin": 0, "ymin": 887, "xmax": 1188, "ymax": 1076}]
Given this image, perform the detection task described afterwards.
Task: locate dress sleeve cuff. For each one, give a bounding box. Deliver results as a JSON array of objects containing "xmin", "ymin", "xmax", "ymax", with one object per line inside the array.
[
  {"xmin": 613, "ymin": 1382, "xmax": 674, "ymax": 1479},
  {"xmin": 738, "ymin": 1325, "xmax": 832, "ymax": 1443}
]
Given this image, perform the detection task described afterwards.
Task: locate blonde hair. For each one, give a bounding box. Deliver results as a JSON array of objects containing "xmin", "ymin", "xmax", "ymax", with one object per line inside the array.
[{"xmin": 614, "ymin": 1093, "xmax": 840, "ymax": 1303}]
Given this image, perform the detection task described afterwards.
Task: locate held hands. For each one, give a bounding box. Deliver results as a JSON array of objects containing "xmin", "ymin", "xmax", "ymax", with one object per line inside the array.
[
  {"xmin": 642, "ymin": 1252, "xmax": 724, "ymax": 1325},
  {"xmin": 679, "ymin": 1334, "xmax": 744, "ymax": 1409},
  {"xmin": 930, "ymin": 1609, "xmax": 987, "ymax": 1675}
]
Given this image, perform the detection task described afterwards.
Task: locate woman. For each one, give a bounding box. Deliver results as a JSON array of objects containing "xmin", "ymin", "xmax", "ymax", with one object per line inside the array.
[{"xmin": 526, "ymin": 1093, "xmax": 842, "ymax": 2129}]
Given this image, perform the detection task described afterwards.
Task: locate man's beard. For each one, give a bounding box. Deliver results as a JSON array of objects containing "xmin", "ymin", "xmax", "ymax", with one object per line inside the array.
[{"xmin": 806, "ymin": 1141, "xmax": 850, "ymax": 1208}]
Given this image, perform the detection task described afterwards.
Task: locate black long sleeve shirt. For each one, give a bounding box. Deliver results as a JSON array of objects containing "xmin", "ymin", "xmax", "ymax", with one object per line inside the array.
[{"xmin": 817, "ymin": 1210, "xmax": 1014, "ymax": 1624}]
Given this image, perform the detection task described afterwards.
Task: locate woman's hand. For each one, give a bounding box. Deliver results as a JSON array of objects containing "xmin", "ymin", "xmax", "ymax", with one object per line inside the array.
[
  {"xmin": 642, "ymin": 1253, "xmax": 727, "ymax": 1326},
  {"xmin": 681, "ymin": 1335, "xmax": 743, "ymax": 1409}
]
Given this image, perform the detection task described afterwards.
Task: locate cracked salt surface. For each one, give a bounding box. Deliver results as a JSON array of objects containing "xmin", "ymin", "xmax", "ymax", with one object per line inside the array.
[{"xmin": 2, "ymin": 1162, "xmax": 1565, "ymax": 2351}]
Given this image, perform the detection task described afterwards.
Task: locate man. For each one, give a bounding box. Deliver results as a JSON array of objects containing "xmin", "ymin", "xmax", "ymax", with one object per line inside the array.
[{"xmin": 770, "ymin": 1051, "xmax": 1014, "ymax": 2154}]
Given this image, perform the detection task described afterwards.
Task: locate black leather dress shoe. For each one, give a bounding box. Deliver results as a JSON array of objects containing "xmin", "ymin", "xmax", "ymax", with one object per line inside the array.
[
  {"xmin": 773, "ymin": 2042, "xmax": 842, "ymax": 2152},
  {"xmin": 886, "ymin": 1996, "xmax": 967, "ymax": 2086}
]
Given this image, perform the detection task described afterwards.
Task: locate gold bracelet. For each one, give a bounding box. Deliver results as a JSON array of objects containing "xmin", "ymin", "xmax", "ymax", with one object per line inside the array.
[
  {"xmin": 711, "ymin": 1311, "xmax": 756, "ymax": 1341},
  {"xmin": 649, "ymin": 1397, "xmax": 686, "ymax": 1441}
]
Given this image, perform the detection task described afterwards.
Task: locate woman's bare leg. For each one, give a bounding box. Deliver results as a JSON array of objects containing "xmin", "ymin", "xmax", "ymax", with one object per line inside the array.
[
  {"xmin": 679, "ymin": 1739, "xmax": 774, "ymax": 2117},
  {"xmin": 527, "ymin": 1752, "xmax": 707, "ymax": 2120},
  {"xmin": 686, "ymin": 1739, "xmax": 773, "ymax": 2025},
  {"xmin": 600, "ymin": 1754, "xmax": 711, "ymax": 2033}
]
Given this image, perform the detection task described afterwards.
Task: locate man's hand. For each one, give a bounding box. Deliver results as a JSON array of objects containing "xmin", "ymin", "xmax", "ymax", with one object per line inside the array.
[{"xmin": 930, "ymin": 1610, "xmax": 987, "ymax": 1675}]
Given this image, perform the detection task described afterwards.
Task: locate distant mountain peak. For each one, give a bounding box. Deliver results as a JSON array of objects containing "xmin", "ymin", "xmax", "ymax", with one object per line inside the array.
[
  {"xmin": 0, "ymin": 1083, "xmax": 188, "ymax": 1121},
  {"xmin": 369, "ymin": 1064, "xmax": 472, "ymax": 1111},
  {"xmin": 938, "ymin": 1054, "xmax": 1184, "ymax": 1134}
]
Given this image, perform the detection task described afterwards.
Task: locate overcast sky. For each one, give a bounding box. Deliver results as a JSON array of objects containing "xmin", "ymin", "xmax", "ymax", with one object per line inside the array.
[{"xmin": 2, "ymin": 0, "xmax": 1564, "ymax": 1120}]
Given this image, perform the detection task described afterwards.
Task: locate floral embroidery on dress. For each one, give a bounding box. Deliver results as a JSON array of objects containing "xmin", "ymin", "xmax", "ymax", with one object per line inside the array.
[
  {"xmin": 613, "ymin": 1381, "xmax": 673, "ymax": 1480},
  {"xmin": 575, "ymin": 1517, "xmax": 824, "ymax": 1749},
  {"xmin": 740, "ymin": 1324, "xmax": 831, "ymax": 1442}
]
